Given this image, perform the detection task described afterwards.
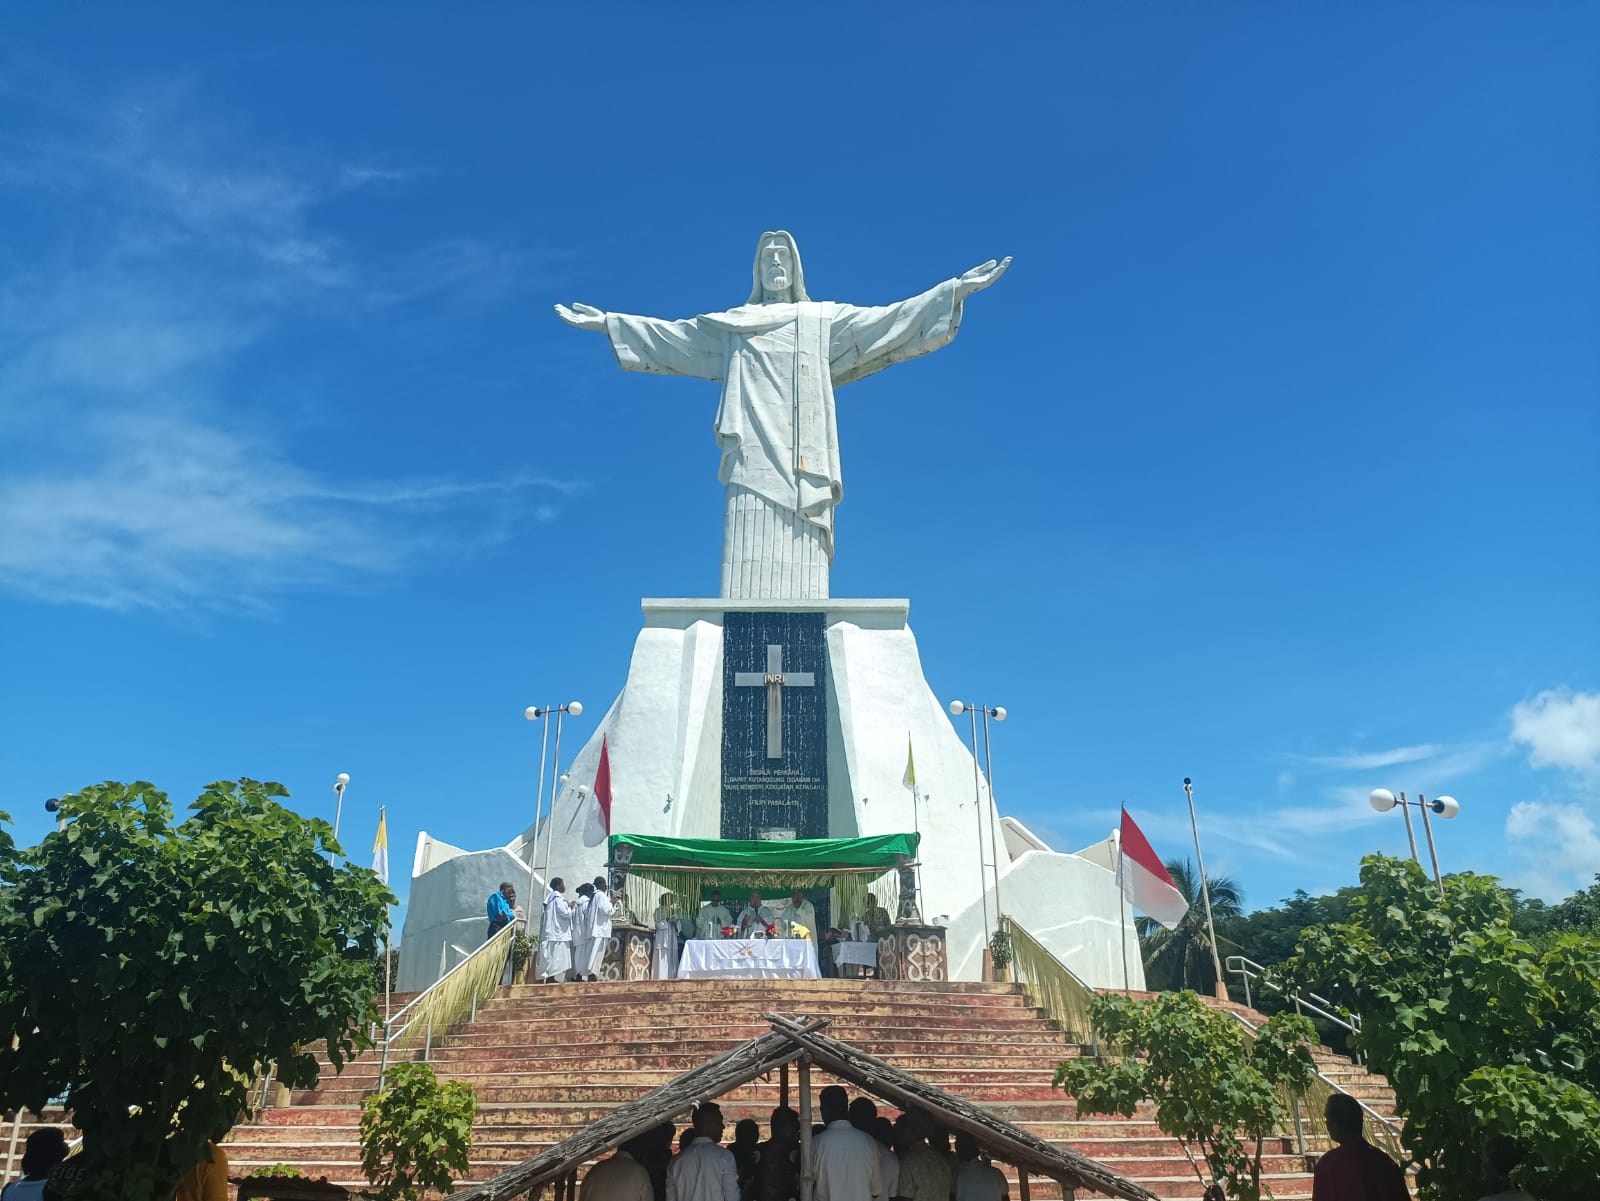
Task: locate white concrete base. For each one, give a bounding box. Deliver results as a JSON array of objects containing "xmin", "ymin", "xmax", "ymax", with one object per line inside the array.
[{"xmin": 399, "ymin": 598, "xmax": 1141, "ymax": 990}]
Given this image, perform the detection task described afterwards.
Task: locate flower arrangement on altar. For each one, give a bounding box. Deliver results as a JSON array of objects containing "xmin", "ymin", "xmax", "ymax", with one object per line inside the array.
[
  {"xmin": 788, "ymin": 923, "xmax": 811, "ymax": 941},
  {"xmin": 720, "ymin": 926, "xmax": 737, "ymax": 939}
]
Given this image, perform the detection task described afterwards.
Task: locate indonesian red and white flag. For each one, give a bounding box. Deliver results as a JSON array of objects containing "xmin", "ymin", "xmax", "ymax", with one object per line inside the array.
[
  {"xmin": 1118, "ymin": 807, "xmax": 1188, "ymax": 930},
  {"xmin": 582, "ymin": 736, "xmax": 613, "ymax": 847}
]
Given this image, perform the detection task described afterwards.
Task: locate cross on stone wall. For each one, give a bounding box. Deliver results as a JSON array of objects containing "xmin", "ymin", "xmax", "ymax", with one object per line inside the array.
[{"xmin": 733, "ymin": 643, "xmax": 815, "ymax": 759}]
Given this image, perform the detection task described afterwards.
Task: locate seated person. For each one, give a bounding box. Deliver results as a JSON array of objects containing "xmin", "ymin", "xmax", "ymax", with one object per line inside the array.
[
  {"xmin": 696, "ymin": 890, "xmax": 734, "ymax": 939},
  {"xmin": 736, "ymin": 890, "xmax": 778, "ymax": 938}
]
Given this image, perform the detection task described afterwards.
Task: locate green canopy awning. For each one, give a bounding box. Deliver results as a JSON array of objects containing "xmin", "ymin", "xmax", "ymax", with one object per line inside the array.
[
  {"xmin": 610, "ymin": 832, "xmax": 917, "ymax": 871},
  {"xmin": 609, "ymin": 833, "xmax": 917, "ymax": 923}
]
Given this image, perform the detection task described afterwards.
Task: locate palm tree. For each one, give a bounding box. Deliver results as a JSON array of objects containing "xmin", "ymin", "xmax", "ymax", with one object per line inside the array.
[{"xmin": 1136, "ymin": 858, "xmax": 1243, "ymax": 994}]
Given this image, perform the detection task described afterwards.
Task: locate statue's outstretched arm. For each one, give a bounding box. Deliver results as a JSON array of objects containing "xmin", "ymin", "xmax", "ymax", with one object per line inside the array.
[
  {"xmin": 955, "ymin": 256, "xmax": 1012, "ymax": 301},
  {"xmin": 554, "ymin": 302, "xmax": 607, "ymax": 331}
]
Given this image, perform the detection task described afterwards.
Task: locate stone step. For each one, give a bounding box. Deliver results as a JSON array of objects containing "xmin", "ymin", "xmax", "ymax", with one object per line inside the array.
[
  {"xmin": 229, "ymin": 1131, "xmax": 1299, "ymax": 1160},
  {"xmin": 337, "ymin": 1048, "xmax": 1086, "ymax": 1076},
  {"xmin": 500, "ymin": 980, "xmax": 1025, "ymax": 999},
  {"xmin": 437, "ymin": 1020, "xmax": 1079, "ymax": 1042},
  {"xmin": 295, "ymin": 1076, "xmax": 1074, "ymax": 1106},
  {"xmin": 467, "ymin": 1002, "xmax": 1044, "ymax": 1026},
  {"xmin": 235, "ymin": 1120, "xmax": 1242, "ymax": 1145},
  {"xmin": 220, "ymin": 1156, "xmax": 1316, "ymax": 1199}
]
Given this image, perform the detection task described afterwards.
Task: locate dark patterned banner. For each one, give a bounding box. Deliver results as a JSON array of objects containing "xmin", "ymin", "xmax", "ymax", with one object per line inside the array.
[{"xmin": 721, "ymin": 611, "xmax": 829, "ymax": 840}]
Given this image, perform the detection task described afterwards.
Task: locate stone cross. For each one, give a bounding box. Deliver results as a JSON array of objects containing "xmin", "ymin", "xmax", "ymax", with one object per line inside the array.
[{"xmin": 733, "ymin": 643, "xmax": 815, "ymax": 759}]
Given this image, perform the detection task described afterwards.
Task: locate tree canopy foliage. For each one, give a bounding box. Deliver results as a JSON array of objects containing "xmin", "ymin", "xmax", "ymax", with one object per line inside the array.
[
  {"xmin": 0, "ymin": 779, "xmax": 393, "ymax": 1201},
  {"xmin": 1136, "ymin": 858, "xmax": 1242, "ymax": 994},
  {"xmin": 1286, "ymin": 854, "xmax": 1600, "ymax": 1201},
  {"xmin": 1056, "ymin": 991, "xmax": 1317, "ymax": 1201}
]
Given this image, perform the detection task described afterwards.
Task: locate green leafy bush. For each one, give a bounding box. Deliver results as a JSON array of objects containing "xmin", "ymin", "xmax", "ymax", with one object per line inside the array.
[
  {"xmin": 1056, "ymin": 991, "xmax": 1316, "ymax": 1201},
  {"xmin": 360, "ymin": 1061, "xmax": 477, "ymax": 1200},
  {"xmin": 1290, "ymin": 855, "xmax": 1600, "ymax": 1200},
  {"xmin": 0, "ymin": 779, "xmax": 392, "ymax": 1201}
]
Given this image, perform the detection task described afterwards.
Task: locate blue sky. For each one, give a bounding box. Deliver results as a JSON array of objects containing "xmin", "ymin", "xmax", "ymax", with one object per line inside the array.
[{"xmin": 3, "ymin": 6, "xmax": 1597, "ymax": 935}]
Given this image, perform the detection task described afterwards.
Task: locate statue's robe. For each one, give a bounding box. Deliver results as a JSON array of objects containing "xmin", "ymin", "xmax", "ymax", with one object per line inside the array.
[{"xmin": 605, "ymin": 279, "xmax": 966, "ymax": 598}]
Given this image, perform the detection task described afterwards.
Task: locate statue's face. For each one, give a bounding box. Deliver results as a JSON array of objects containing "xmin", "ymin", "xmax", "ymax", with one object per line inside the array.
[{"xmin": 761, "ymin": 239, "xmax": 792, "ymax": 299}]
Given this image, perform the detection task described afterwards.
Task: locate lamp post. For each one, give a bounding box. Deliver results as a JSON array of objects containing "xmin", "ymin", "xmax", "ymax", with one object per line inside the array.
[
  {"xmin": 330, "ymin": 773, "xmax": 350, "ymax": 865},
  {"xmin": 524, "ymin": 702, "xmax": 583, "ymax": 895},
  {"xmin": 1182, "ymin": 778, "xmax": 1227, "ymax": 999},
  {"xmin": 948, "ymin": 700, "xmax": 1007, "ymax": 950},
  {"xmin": 1368, "ymin": 788, "xmax": 1461, "ymax": 893}
]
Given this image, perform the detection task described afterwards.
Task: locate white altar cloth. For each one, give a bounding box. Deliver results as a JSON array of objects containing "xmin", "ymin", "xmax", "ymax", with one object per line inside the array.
[
  {"xmin": 832, "ymin": 941, "xmax": 878, "ymax": 969},
  {"xmin": 679, "ymin": 938, "xmax": 820, "ymax": 980}
]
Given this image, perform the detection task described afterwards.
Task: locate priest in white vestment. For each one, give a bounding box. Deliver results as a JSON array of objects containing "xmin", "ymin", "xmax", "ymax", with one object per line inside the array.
[
  {"xmin": 735, "ymin": 891, "xmax": 777, "ymax": 938},
  {"xmin": 652, "ymin": 898, "xmax": 679, "ymax": 980},
  {"xmin": 697, "ymin": 890, "xmax": 734, "ymax": 940},
  {"xmin": 580, "ymin": 877, "xmax": 615, "ymax": 980},
  {"xmin": 570, "ymin": 884, "xmax": 594, "ymax": 983},
  {"xmin": 556, "ymin": 232, "xmax": 1010, "ymax": 600},
  {"xmin": 536, "ymin": 878, "xmax": 576, "ymax": 983},
  {"xmin": 780, "ymin": 888, "xmax": 817, "ymax": 950}
]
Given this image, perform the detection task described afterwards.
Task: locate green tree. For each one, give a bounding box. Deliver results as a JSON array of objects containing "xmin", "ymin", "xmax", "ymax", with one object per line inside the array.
[
  {"xmin": 1137, "ymin": 858, "xmax": 1242, "ymax": 993},
  {"xmin": 1056, "ymin": 991, "xmax": 1318, "ymax": 1201},
  {"xmin": 360, "ymin": 1061, "xmax": 477, "ymax": 1200},
  {"xmin": 1289, "ymin": 854, "xmax": 1600, "ymax": 1201},
  {"xmin": 0, "ymin": 779, "xmax": 393, "ymax": 1201}
]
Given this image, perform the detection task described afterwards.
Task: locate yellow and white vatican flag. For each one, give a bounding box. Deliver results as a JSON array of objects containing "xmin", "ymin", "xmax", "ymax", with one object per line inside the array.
[
  {"xmin": 372, "ymin": 807, "xmax": 390, "ymax": 886},
  {"xmin": 902, "ymin": 736, "xmax": 917, "ymax": 792}
]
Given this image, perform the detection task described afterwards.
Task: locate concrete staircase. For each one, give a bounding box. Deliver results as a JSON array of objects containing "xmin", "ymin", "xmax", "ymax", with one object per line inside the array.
[{"xmin": 224, "ymin": 980, "xmax": 1402, "ymax": 1200}]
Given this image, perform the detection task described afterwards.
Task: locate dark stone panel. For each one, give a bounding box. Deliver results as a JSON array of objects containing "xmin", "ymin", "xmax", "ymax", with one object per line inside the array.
[{"xmin": 721, "ymin": 611, "xmax": 829, "ymax": 840}]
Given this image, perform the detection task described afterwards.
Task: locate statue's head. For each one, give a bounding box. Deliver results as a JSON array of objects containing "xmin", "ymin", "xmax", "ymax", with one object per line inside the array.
[{"xmin": 748, "ymin": 230, "xmax": 809, "ymax": 304}]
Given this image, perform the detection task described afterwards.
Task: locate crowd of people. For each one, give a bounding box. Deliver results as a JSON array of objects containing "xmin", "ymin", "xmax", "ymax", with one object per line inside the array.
[{"xmin": 577, "ymin": 1091, "xmax": 1008, "ymax": 1201}]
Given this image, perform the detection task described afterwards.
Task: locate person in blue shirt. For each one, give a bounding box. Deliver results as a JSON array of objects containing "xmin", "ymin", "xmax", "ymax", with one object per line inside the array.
[{"xmin": 487, "ymin": 881, "xmax": 518, "ymax": 941}]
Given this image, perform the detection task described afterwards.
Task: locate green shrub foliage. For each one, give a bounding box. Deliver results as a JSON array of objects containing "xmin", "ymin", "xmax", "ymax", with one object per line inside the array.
[
  {"xmin": 1289, "ymin": 854, "xmax": 1600, "ymax": 1200},
  {"xmin": 1056, "ymin": 991, "xmax": 1317, "ymax": 1201},
  {"xmin": 360, "ymin": 1061, "xmax": 477, "ymax": 1200},
  {"xmin": 0, "ymin": 779, "xmax": 392, "ymax": 1201}
]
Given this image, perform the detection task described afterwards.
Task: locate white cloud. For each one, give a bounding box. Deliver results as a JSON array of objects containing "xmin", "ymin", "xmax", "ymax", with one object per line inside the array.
[
  {"xmin": 0, "ymin": 87, "xmax": 568, "ymax": 615},
  {"xmin": 1302, "ymin": 744, "xmax": 1439, "ymax": 771},
  {"xmin": 1505, "ymin": 800, "xmax": 1600, "ymax": 898},
  {"xmin": 1510, "ymin": 689, "xmax": 1600, "ymax": 779}
]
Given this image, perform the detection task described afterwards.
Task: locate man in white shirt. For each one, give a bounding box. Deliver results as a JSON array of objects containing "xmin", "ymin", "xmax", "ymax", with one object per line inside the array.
[
  {"xmin": 736, "ymin": 890, "xmax": 777, "ymax": 937},
  {"xmin": 697, "ymin": 890, "xmax": 734, "ymax": 940},
  {"xmin": 781, "ymin": 888, "xmax": 817, "ymax": 947},
  {"xmin": 953, "ymin": 1134, "xmax": 1006, "ymax": 1201},
  {"xmin": 580, "ymin": 875, "xmax": 616, "ymax": 981},
  {"xmin": 813, "ymin": 1086, "xmax": 882, "ymax": 1201},
  {"xmin": 537, "ymin": 878, "xmax": 576, "ymax": 983},
  {"xmin": 581, "ymin": 1135, "xmax": 655, "ymax": 1201},
  {"xmin": 667, "ymin": 1103, "xmax": 739, "ymax": 1201}
]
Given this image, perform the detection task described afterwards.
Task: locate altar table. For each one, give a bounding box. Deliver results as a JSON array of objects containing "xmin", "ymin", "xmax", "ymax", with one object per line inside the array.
[{"xmin": 679, "ymin": 938, "xmax": 820, "ymax": 979}]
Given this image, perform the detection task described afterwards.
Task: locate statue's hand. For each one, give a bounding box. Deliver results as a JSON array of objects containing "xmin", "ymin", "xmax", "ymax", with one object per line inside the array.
[
  {"xmin": 956, "ymin": 256, "xmax": 1012, "ymax": 299},
  {"xmin": 554, "ymin": 302, "xmax": 608, "ymax": 331}
]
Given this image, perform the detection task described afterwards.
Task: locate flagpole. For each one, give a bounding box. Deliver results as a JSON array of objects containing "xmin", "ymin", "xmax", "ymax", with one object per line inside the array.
[
  {"xmin": 1115, "ymin": 824, "xmax": 1130, "ymax": 995},
  {"xmin": 1183, "ymin": 778, "xmax": 1227, "ymax": 1000},
  {"xmin": 906, "ymin": 734, "xmax": 925, "ymax": 918}
]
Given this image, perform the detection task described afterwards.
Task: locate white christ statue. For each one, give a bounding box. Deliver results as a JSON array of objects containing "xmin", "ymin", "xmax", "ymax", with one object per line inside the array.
[{"xmin": 555, "ymin": 231, "xmax": 1010, "ymax": 599}]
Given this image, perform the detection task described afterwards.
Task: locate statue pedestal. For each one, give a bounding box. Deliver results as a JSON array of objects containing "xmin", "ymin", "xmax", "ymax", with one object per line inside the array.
[
  {"xmin": 602, "ymin": 924, "xmax": 655, "ymax": 982},
  {"xmin": 876, "ymin": 924, "xmax": 948, "ymax": 982}
]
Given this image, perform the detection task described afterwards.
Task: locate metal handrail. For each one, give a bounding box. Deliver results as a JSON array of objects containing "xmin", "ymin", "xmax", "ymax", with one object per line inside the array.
[
  {"xmin": 1225, "ymin": 1008, "xmax": 1409, "ymax": 1169},
  {"xmin": 1225, "ymin": 954, "xmax": 1362, "ymax": 1048},
  {"xmin": 999, "ymin": 914, "xmax": 1098, "ymax": 1045},
  {"xmin": 377, "ymin": 921, "xmax": 518, "ymax": 1088}
]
